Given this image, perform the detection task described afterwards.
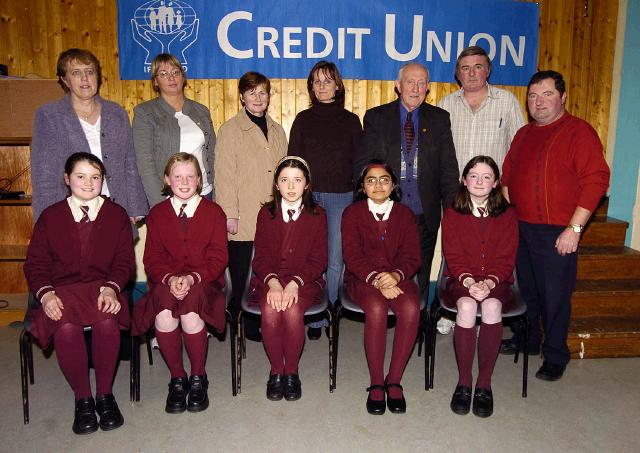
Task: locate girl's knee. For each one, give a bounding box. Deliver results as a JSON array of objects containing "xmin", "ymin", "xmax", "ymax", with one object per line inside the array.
[
  {"xmin": 481, "ymin": 298, "xmax": 502, "ymax": 323},
  {"xmin": 180, "ymin": 312, "xmax": 205, "ymax": 333},
  {"xmin": 155, "ymin": 309, "xmax": 179, "ymax": 332}
]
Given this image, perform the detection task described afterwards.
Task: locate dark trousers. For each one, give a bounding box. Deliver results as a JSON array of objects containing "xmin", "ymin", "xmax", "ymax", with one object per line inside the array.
[
  {"xmin": 516, "ymin": 221, "xmax": 577, "ymax": 366},
  {"xmin": 228, "ymin": 240, "xmax": 260, "ymax": 337},
  {"xmin": 416, "ymin": 214, "xmax": 438, "ymax": 297}
]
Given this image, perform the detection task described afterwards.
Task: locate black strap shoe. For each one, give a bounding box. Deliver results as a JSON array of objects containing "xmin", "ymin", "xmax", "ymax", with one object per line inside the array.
[
  {"xmin": 366, "ymin": 385, "xmax": 386, "ymax": 415},
  {"xmin": 385, "ymin": 382, "xmax": 406, "ymax": 414},
  {"xmin": 284, "ymin": 374, "xmax": 302, "ymax": 401},
  {"xmin": 266, "ymin": 374, "xmax": 284, "ymax": 401},
  {"xmin": 472, "ymin": 387, "xmax": 494, "ymax": 418},
  {"xmin": 95, "ymin": 394, "xmax": 124, "ymax": 431},
  {"xmin": 72, "ymin": 397, "xmax": 98, "ymax": 435},
  {"xmin": 165, "ymin": 376, "xmax": 189, "ymax": 413},
  {"xmin": 187, "ymin": 375, "xmax": 210, "ymax": 412},
  {"xmin": 450, "ymin": 385, "xmax": 472, "ymax": 415}
]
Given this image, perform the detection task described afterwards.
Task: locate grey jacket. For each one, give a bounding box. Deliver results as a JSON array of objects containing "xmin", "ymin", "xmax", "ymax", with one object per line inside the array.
[
  {"xmin": 30, "ymin": 94, "xmax": 149, "ymax": 221},
  {"xmin": 132, "ymin": 96, "xmax": 216, "ymax": 207}
]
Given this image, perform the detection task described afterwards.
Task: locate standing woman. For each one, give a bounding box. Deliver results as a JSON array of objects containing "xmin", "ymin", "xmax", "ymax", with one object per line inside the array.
[
  {"xmin": 133, "ymin": 53, "xmax": 216, "ymax": 207},
  {"xmin": 31, "ymin": 48, "xmax": 148, "ymax": 222},
  {"xmin": 442, "ymin": 156, "xmax": 518, "ymax": 418},
  {"xmin": 342, "ymin": 160, "xmax": 421, "ymax": 415},
  {"xmin": 215, "ymin": 72, "xmax": 288, "ymax": 340},
  {"xmin": 250, "ymin": 157, "xmax": 327, "ymax": 401},
  {"xmin": 288, "ymin": 61, "xmax": 362, "ymax": 339},
  {"xmin": 24, "ymin": 152, "xmax": 134, "ymax": 434}
]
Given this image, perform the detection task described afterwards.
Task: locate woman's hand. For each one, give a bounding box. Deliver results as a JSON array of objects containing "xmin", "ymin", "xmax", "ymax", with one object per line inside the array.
[
  {"xmin": 97, "ymin": 287, "xmax": 121, "ymax": 314},
  {"xmin": 227, "ymin": 218, "xmax": 239, "ymax": 235},
  {"xmin": 374, "ymin": 272, "xmax": 400, "ymax": 289},
  {"xmin": 266, "ymin": 278, "xmax": 284, "ymax": 311},
  {"xmin": 281, "ymin": 281, "xmax": 299, "ymax": 310},
  {"xmin": 380, "ymin": 286, "xmax": 404, "ymax": 300},
  {"xmin": 42, "ymin": 291, "xmax": 64, "ymax": 321}
]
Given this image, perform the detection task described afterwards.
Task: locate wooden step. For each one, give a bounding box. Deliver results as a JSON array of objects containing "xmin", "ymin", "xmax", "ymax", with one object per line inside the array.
[
  {"xmin": 577, "ymin": 246, "xmax": 640, "ymax": 280},
  {"xmin": 568, "ymin": 317, "xmax": 640, "ymax": 358},
  {"xmin": 572, "ymin": 279, "xmax": 640, "ymax": 318},
  {"xmin": 0, "ymin": 261, "xmax": 29, "ymax": 293},
  {"xmin": 593, "ymin": 196, "xmax": 609, "ymax": 220},
  {"xmin": 0, "ymin": 292, "xmax": 27, "ymax": 327},
  {"xmin": 581, "ymin": 217, "xmax": 627, "ymax": 247}
]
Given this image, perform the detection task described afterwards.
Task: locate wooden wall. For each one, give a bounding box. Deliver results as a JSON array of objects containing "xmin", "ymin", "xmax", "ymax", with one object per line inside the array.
[{"xmin": 0, "ymin": 0, "xmax": 618, "ymax": 150}]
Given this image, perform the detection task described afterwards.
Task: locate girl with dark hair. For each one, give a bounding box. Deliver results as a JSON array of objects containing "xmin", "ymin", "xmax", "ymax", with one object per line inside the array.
[
  {"xmin": 249, "ymin": 156, "xmax": 327, "ymax": 401},
  {"xmin": 133, "ymin": 153, "xmax": 228, "ymax": 415},
  {"xmin": 341, "ymin": 160, "xmax": 421, "ymax": 415},
  {"xmin": 442, "ymin": 155, "xmax": 518, "ymax": 418},
  {"xmin": 288, "ymin": 61, "xmax": 362, "ymax": 340},
  {"xmin": 24, "ymin": 152, "xmax": 134, "ymax": 434}
]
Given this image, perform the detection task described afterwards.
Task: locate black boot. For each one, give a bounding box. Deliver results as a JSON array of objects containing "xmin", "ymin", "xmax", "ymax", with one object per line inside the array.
[
  {"xmin": 72, "ymin": 397, "xmax": 98, "ymax": 435},
  {"xmin": 165, "ymin": 376, "xmax": 189, "ymax": 413},
  {"xmin": 187, "ymin": 375, "xmax": 210, "ymax": 412}
]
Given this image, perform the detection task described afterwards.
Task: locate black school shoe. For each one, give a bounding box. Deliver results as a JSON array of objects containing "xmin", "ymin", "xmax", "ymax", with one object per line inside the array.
[
  {"xmin": 95, "ymin": 394, "xmax": 124, "ymax": 431},
  {"xmin": 284, "ymin": 374, "xmax": 302, "ymax": 401},
  {"xmin": 472, "ymin": 387, "xmax": 494, "ymax": 418},
  {"xmin": 385, "ymin": 382, "xmax": 406, "ymax": 414},
  {"xmin": 266, "ymin": 374, "xmax": 284, "ymax": 401},
  {"xmin": 187, "ymin": 375, "xmax": 209, "ymax": 412},
  {"xmin": 307, "ymin": 327, "xmax": 322, "ymax": 340},
  {"xmin": 366, "ymin": 385, "xmax": 386, "ymax": 415},
  {"xmin": 72, "ymin": 397, "xmax": 98, "ymax": 435},
  {"xmin": 535, "ymin": 361, "xmax": 566, "ymax": 381},
  {"xmin": 165, "ymin": 376, "xmax": 189, "ymax": 413},
  {"xmin": 450, "ymin": 385, "xmax": 472, "ymax": 415}
]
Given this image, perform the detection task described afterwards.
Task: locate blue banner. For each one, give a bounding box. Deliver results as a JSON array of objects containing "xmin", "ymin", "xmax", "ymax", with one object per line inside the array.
[{"xmin": 117, "ymin": 0, "xmax": 539, "ymax": 85}]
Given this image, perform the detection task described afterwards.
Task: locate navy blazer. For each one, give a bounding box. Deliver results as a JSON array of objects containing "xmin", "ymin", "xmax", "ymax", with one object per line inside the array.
[
  {"xmin": 31, "ymin": 94, "xmax": 149, "ymax": 221},
  {"xmin": 356, "ymin": 100, "xmax": 460, "ymax": 231}
]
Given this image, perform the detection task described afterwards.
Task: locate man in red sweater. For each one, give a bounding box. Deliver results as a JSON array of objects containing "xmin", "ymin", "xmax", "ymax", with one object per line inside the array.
[{"xmin": 502, "ymin": 70, "xmax": 610, "ymax": 381}]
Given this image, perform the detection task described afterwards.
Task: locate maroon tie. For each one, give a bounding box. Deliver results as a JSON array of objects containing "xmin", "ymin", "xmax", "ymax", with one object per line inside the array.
[
  {"xmin": 477, "ymin": 207, "xmax": 486, "ymax": 217},
  {"xmin": 287, "ymin": 209, "xmax": 296, "ymax": 222},
  {"xmin": 404, "ymin": 111, "xmax": 415, "ymax": 153},
  {"xmin": 376, "ymin": 213, "xmax": 384, "ymax": 221},
  {"xmin": 80, "ymin": 205, "xmax": 90, "ymax": 223},
  {"xmin": 178, "ymin": 203, "xmax": 188, "ymax": 218}
]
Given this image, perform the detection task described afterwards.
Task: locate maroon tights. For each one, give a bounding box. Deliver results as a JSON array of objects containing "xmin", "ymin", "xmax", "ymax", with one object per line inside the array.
[
  {"xmin": 155, "ymin": 326, "xmax": 208, "ymax": 378},
  {"xmin": 357, "ymin": 288, "xmax": 420, "ymax": 401},
  {"xmin": 54, "ymin": 319, "xmax": 120, "ymax": 400},
  {"xmin": 454, "ymin": 321, "xmax": 503, "ymax": 389}
]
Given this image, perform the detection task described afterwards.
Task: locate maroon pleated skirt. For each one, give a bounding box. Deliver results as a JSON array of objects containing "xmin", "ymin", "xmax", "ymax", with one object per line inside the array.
[
  {"xmin": 247, "ymin": 277, "xmax": 323, "ymax": 309},
  {"xmin": 132, "ymin": 281, "xmax": 226, "ymax": 336},
  {"xmin": 27, "ymin": 281, "xmax": 131, "ymax": 349},
  {"xmin": 442, "ymin": 278, "xmax": 515, "ymax": 312}
]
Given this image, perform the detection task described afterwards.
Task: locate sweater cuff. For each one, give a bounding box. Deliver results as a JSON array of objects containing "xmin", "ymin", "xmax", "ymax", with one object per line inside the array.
[
  {"xmin": 393, "ymin": 269, "xmax": 405, "ymax": 282},
  {"xmin": 291, "ymin": 276, "xmax": 304, "ymax": 287},
  {"xmin": 458, "ymin": 272, "xmax": 473, "ymax": 283},
  {"xmin": 35, "ymin": 286, "xmax": 55, "ymax": 302},
  {"xmin": 162, "ymin": 273, "xmax": 174, "ymax": 285},
  {"xmin": 486, "ymin": 274, "xmax": 500, "ymax": 286},
  {"xmin": 264, "ymin": 273, "xmax": 278, "ymax": 284},
  {"xmin": 103, "ymin": 281, "xmax": 122, "ymax": 294},
  {"xmin": 365, "ymin": 271, "xmax": 378, "ymax": 285},
  {"xmin": 189, "ymin": 272, "xmax": 202, "ymax": 284}
]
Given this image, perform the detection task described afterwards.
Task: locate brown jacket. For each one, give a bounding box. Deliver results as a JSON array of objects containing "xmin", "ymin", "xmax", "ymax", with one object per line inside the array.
[{"xmin": 214, "ymin": 108, "xmax": 287, "ymax": 241}]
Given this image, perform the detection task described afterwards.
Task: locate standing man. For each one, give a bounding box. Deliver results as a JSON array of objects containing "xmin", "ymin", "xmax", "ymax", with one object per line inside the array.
[
  {"xmin": 437, "ymin": 46, "xmax": 524, "ymax": 334},
  {"xmin": 502, "ymin": 70, "xmax": 610, "ymax": 381},
  {"xmin": 439, "ymin": 46, "xmax": 524, "ymax": 174},
  {"xmin": 357, "ymin": 62, "xmax": 459, "ymax": 293}
]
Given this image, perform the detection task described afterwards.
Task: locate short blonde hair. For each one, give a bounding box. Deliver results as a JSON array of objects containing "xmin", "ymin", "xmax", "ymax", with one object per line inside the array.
[
  {"xmin": 161, "ymin": 152, "xmax": 203, "ymax": 196},
  {"xmin": 150, "ymin": 53, "xmax": 187, "ymax": 94}
]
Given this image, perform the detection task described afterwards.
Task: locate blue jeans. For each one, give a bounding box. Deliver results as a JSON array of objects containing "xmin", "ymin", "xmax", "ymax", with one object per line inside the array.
[{"xmin": 308, "ymin": 191, "xmax": 352, "ymax": 328}]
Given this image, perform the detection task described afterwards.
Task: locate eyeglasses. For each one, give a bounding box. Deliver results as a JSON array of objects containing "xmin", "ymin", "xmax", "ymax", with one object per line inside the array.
[
  {"xmin": 312, "ymin": 79, "xmax": 335, "ymax": 87},
  {"xmin": 156, "ymin": 69, "xmax": 182, "ymax": 79},
  {"xmin": 69, "ymin": 68, "xmax": 96, "ymax": 78},
  {"xmin": 364, "ymin": 176, "xmax": 392, "ymax": 186}
]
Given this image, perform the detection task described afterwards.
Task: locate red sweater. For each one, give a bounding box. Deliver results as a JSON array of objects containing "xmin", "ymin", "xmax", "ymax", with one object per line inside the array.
[
  {"xmin": 502, "ymin": 113, "xmax": 610, "ymax": 225},
  {"xmin": 24, "ymin": 198, "xmax": 135, "ymax": 301},
  {"xmin": 144, "ymin": 198, "xmax": 228, "ymax": 286},
  {"xmin": 252, "ymin": 205, "xmax": 328, "ymax": 288},
  {"xmin": 341, "ymin": 200, "xmax": 421, "ymax": 285},
  {"xmin": 442, "ymin": 207, "xmax": 518, "ymax": 286}
]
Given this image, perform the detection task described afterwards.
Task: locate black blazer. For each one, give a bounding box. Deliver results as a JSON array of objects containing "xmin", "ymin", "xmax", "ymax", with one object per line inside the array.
[{"xmin": 356, "ymin": 100, "xmax": 460, "ymax": 231}]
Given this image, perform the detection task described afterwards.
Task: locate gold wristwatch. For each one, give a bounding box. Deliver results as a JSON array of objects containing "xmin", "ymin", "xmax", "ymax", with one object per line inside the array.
[{"xmin": 567, "ymin": 223, "xmax": 584, "ymax": 233}]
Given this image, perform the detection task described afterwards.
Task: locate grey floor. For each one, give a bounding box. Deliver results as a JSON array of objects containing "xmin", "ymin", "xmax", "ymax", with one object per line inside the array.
[{"xmin": 1, "ymin": 321, "xmax": 639, "ymax": 453}]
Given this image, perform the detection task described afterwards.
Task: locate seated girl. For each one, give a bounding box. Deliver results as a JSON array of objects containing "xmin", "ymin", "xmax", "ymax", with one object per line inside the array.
[
  {"xmin": 341, "ymin": 160, "xmax": 421, "ymax": 415},
  {"xmin": 24, "ymin": 152, "xmax": 134, "ymax": 435},
  {"xmin": 133, "ymin": 152, "xmax": 228, "ymax": 414},
  {"xmin": 442, "ymin": 155, "xmax": 518, "ymax": 418},
  {"xmin": 249, "ymin": 156, "xmax": 327, "ymax": 401}
]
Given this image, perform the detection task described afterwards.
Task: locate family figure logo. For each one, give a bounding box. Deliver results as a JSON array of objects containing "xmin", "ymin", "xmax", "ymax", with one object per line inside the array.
[{"xmin": 130, "ymin": 0, "xmax": 199, "ymax": 68}]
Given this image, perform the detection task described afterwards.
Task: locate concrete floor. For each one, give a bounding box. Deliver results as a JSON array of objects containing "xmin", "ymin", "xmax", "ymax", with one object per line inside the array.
[{"xmin": 1, "ymin": 321, "xmax": 639, "ymax": 453}]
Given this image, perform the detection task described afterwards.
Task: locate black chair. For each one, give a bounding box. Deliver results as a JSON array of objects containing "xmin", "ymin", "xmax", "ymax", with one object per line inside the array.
[
  {"xmin": 131, "ymin": 268, "xmax": 237, "ymax": 400},
  {"xmin": 19, "ymin": 294, "xmax": 138, "ymax": 424},
  {"xmin": 236, "ymin": 264, "xmax": 335, "ymax": 393},
  {"xmin": 333, "ymin": 272, "xmax": 429, "ymax": 390},
  {"xmin": 427, "ymin": 259, "xmax": 529, "ymax": 397}
]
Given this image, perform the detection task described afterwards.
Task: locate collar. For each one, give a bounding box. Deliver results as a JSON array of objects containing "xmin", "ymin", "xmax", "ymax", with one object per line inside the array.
[
  {"xmin": 399, "ymin": 101, "xmax": 420, "ymax": 120},
  {"xmin": 458, "ymin": 83, "xmax": 497, "ymax": 99},
  {"xmin": 281, "ymin": 198, "xmax": 303, "ymax": 222},
  {"xmin": 67, "ymin": 195, "xmax": 104, "ymax": 222},
  {"xmin": 471, "ymin": 199, "xmax": 489, "ymax": 218},
  {"xmin": 170, "ymin": 194, "xmax": 201, "ymax": 218},
  {"xmin": 238, "ymin": 107, "xmax": 272, "ymax": 132},
  {"xmin": 367, "ymin": 198, "xmax": 394, "ymax": 221}
]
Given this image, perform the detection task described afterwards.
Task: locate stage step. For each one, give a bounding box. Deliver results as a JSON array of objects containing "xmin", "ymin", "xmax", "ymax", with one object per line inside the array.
[
  {"xmin": 568, "ymin": 317, "xmax": 640, "ymax": 359},
  {"xmin": 577, "ymin": 246, "xmax": 640, "ymax": 280},
  {"xmin": 572, "ymin": 279, "xmax": 640, "ymax": 318},
  {"xmin": 581, "ymin": 217, "xmax": 628, "ymax": 247}
]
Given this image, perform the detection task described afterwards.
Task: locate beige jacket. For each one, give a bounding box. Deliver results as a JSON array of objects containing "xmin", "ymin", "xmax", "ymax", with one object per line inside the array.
[{"xmin": 214, "ymin": 108, "xmax": 287, "ymax": 241}]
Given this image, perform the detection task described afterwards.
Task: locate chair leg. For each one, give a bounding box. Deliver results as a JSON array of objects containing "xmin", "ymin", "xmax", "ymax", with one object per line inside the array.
[
  {"xmin": 332, "ymin": 304, "xmax": 342, "ymax": 389},
  {"xmin": 325, "ymin": 308, "xmax": 334, "ymax": 392},
  {"xmin": 428, "ymin": 305, "xmax": 441, "ymax": 389},
  {"xmin": 522, "ymin": 316, "xmax": 529, "ymax": 398},
  {"xmin": 236, "ymin": 312, "xmax": 244, "ymax": 394},
  {"xmin": 422, "ymin": 310, "xmax": 429, "ymax": 391},
  {"xmin": 20, "ymin": 330, "xmax": 30, "ymax": 424},
  {"xmin": 130, "ymin": 335, "xmax": 135, "ymax": 402},
  {"xmin": 226, "ymin": 309, "xmax": 237, "ymax": 396},
  {"xmin": 145, "ymin": 330, "xmax": 154, "ymax": 366}
]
